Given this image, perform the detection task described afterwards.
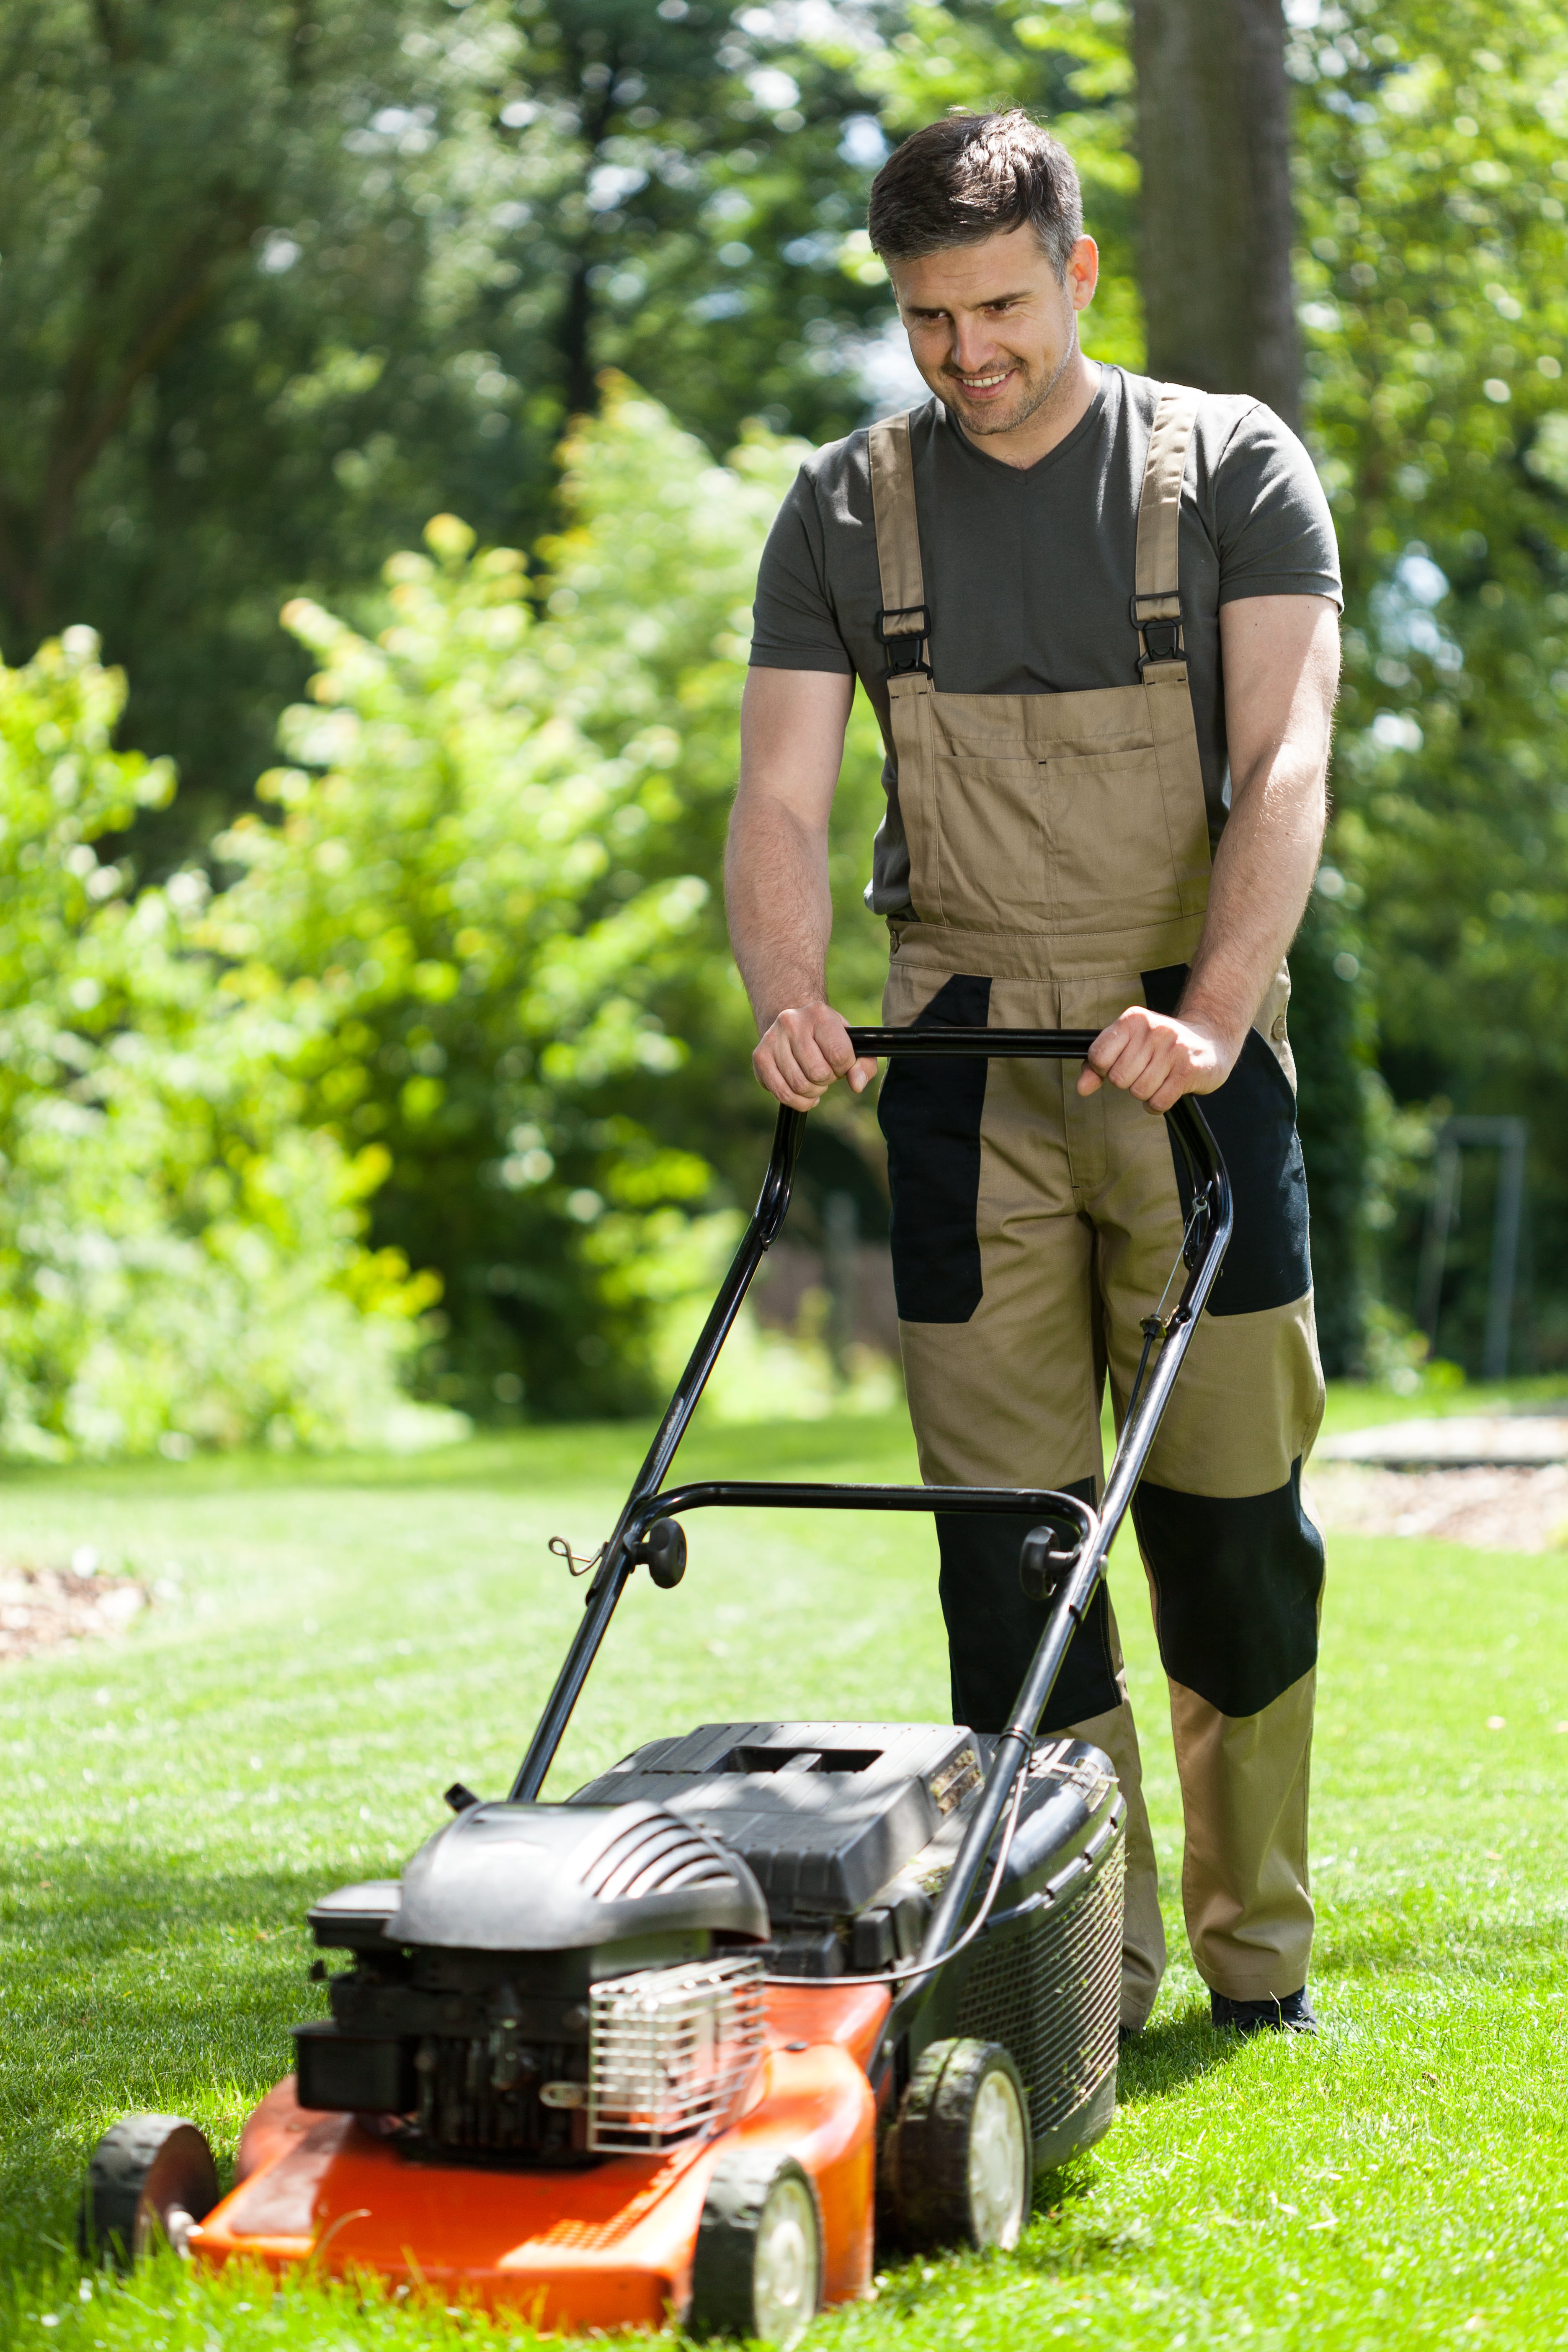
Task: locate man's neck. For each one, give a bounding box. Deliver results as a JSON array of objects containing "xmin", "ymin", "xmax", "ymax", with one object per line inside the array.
[{"xmin": 951, "ymin": 351, "xmax": 1103, "ymax": 472}]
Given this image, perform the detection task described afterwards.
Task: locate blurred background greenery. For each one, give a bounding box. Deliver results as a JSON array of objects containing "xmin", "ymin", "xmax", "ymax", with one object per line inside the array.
[{"xmin": 3, "ymin": 0, "xmax": 1567, "ymax": 1454}]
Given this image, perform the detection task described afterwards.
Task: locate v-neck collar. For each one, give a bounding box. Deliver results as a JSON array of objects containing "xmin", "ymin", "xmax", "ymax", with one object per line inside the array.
[{"xmin": 933, "ymin": 363, "xmax": 1117, "ymax": 485}]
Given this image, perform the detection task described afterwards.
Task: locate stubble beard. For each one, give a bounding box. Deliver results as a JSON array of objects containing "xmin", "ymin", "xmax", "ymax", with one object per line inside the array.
[{"xmin": 944, "ymin": 328, "xmax": 1081, "ymax": 440}]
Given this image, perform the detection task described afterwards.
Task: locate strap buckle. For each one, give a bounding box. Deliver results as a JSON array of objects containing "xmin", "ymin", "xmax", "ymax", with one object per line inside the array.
[
  {"xmin": 1129, "ymin": 591, "xmax": 1184, "ymax": 675},
  {"xmin": 877, "ymin": 603, "xmax": 932, "ymax": 679}
]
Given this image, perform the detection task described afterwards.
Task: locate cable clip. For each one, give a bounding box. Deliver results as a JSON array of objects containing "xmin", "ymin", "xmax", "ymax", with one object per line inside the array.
[{"xmin": 549, "ymin": 1534, "xmax": 605, "ymax": 1579}]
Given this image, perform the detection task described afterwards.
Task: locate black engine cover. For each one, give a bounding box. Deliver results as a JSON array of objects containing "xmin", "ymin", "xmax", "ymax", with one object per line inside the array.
[
  {"xmin": 568, "ymin": 1721, "xmax": 983, "ymax": 1918},
  {"xmin": 387, "ymin": 1798, "xmax": 767, "ymax": 1951}
]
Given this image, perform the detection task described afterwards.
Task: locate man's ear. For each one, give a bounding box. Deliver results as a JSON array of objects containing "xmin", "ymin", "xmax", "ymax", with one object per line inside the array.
[{"xmin": 1067, "ymin": 235, "xmax": 1099, "ymax": 312}]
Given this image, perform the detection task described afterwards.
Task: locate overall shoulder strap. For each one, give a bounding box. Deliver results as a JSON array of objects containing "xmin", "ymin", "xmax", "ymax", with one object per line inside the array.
[
  {"xmin": 867, "ymin": 411, "xmax": 931, "ymax": 678},
  {"xmin": 1131, "ymin": 382, "xmax": 1204, "ymax": 674}
]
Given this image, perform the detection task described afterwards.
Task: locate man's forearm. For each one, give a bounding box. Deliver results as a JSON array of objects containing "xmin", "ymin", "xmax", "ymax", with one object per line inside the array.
[
  {"xmin": 726, "ymin": 665, "xmax": 869, "ymax": 1109},
  {"xmin": 724, "ymin": 789, "xmax": 833, "ymax": 1034},
  {"xmin": 1179, "ymin": 750, "xmax": 1327, "ymax": 1049}
]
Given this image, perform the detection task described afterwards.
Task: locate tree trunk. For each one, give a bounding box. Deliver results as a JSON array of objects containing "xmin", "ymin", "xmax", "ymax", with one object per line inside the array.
[
  {"xmin": 1128, "ymin": 0, "xmax": 1300, "ymax": 425},
  {"xmin": 559, "ymin": 252, "xmax": 597, "ymax": 422},
  {"xmin": 1131, "ymin": 0, "xmax": 1371, "ymax": 1375}
]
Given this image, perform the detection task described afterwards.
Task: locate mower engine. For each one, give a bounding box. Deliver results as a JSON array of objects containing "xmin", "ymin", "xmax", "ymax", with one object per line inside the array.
[
  {"xmin": 296, "ymin": 1802, "xmax": 770, "ymax": 2166},
  {"xmin": 299, "ymin": 1720, "xmax": 1123, "ymax": 2174},
  {"xmin": 574, "ymin": 1720, "xmax": 1125, "ymax": 2166}
]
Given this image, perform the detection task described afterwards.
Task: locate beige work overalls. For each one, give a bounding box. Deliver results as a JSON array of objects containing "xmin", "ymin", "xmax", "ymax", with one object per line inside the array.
[{"xmin": 868, "ymin": 386, "xmax": 1326, "ymax": 2019}]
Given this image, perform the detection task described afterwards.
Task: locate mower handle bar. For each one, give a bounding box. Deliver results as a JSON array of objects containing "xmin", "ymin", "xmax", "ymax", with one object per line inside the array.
[{"xmin": 507, "ymin": 1026, "xmax": 1231, "ymax": 2058}]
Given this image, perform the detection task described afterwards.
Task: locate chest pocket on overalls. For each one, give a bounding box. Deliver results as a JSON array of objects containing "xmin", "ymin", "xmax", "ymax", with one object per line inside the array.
[
  {"xmin": 868, "ymin": 390, "xmax": 1214, "ymax": 971},
  {"xmin": 918, "ymin": 686, "xmax": 1205, "ymax": 962}
]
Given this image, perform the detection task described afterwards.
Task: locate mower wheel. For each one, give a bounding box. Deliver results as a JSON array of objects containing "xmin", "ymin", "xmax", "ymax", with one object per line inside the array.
[
  {"xmin": 880, "ymin": 2038, "xmax": 1032, "ymax": 2254},
  {"xmin": 78, "ymin": 2115, "xmax": 219, "ymax": 2269},
  {"xmin": 688, "ymin": 2148, "xmax": 822, "ymax": 2348}
]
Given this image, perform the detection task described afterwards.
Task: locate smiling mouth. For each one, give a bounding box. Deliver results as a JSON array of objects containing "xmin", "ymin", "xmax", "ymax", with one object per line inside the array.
[{"xmin": 949, "ymin": 366, "xmax": 1016, "ymax": 397}]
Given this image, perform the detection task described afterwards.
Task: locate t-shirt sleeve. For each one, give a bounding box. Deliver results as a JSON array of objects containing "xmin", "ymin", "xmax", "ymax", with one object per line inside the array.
[
  {"xmin": 748, "ymin": 469, "xmax": 855, "ymax": 673},
  {"xmin": 1212, "ymin": 406, "xmax": 1343, "ymax": 610}
]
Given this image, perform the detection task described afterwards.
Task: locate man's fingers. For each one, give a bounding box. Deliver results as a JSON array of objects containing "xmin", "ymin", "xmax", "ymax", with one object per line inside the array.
[
  {"xmin": 781, "ymin": 1028, "xmax": 839, "ymax": 1089},
  {"xmin": 753, "ymin": 1032, "xmax": 825, "ymax": 1109},
  {"xmin": 815, "ymin": 1020, "xmax": 858, "ymax": 1078},
  {"xmin": 772, "ymin": 1033, "xmax": 832, "ymax": 1103},
  {"xmin": 753, "ymin": 1003, "xmax": 867, "ymax": 1107},
  {"xmin": 1098, "ymin": 1027, "xmax": 1161, "ymax": 1097},
  {"xmin": 1078, "ymin": 1015, "xmax": 1130, "ymax": 1095},
  {"xmin": 752, "ymin": 1044, "xmax": 818, "ymax": 1111},
  {"xmin": 1127, "ymin": 1039, "xmax": 1178, "ymax": 1103},
  {"xmin": 1076, "ymin": 1006, "xmax": 1232, "ymax": 1112}
]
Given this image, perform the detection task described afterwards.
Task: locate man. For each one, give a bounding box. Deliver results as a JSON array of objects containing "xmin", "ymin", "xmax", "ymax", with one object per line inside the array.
[{"xmin": 725, "ymin": 112, "xmax": 1339, "ymax": 2035}]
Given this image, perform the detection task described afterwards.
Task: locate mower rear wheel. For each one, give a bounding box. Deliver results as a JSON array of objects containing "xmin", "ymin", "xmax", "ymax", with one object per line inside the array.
[
  {"xmin": 688, "ymin": 2148, "xmax": 822, "ymax": 2347},
  {"xmin": 880, "ymin": 2038, "xmax": 1032, "ymax": 2254},
  {"xmin": 79, "ymin": 2115, "xmax": 219, "ymax": 2268}
]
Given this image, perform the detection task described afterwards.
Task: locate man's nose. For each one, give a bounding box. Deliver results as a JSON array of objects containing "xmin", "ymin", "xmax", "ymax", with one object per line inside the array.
[{"xmin": 948, "ymin": 316, "xmax": 1000, "ymax": 374}]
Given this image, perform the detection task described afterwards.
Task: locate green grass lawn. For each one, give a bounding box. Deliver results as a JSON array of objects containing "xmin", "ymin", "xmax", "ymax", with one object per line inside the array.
[{"xmin": 1, "ymin": 1400, "xmax": 1565, "ymax": 2349}]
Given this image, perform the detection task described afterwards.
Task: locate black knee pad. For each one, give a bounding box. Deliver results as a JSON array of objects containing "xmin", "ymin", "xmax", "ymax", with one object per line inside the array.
[
  {"xmin": 1132, "ymin": 1462, "xmax": 1324, "ymax": 1718},
  {"xmin": 935, "ymin": 1485, "xmax": 1119, "ymax": 1734}
]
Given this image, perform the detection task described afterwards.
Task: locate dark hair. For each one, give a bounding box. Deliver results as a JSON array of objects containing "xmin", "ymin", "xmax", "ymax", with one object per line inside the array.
[{"xmin": 867, "ymin": 110, "xmax": 1084, "ymax": 281}]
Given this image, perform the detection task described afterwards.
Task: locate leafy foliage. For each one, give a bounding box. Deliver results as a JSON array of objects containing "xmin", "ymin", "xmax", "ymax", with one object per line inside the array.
[
  {"xmin": 195, "ymin": 385, "xmax": 900, "ymax": 1418},
  {"xmin": 1288, "ymin": 2, "xmax": 1568, "ymax": 1366},
  {"xmin": 0, "ymin": 632, "xmax": 434, "ymax": 1460}
]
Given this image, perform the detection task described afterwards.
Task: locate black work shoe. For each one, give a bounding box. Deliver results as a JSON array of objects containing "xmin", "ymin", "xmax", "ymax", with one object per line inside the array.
[{"xmin": 1210, "ymin": 1986, "xmax": 1317, "ymax": 2036}]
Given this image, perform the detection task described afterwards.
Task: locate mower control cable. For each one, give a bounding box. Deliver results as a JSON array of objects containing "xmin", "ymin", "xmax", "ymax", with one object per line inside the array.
[{"xmin": 1122, "ymin": 1198, "xmax": 1204, "ymax": 1429}]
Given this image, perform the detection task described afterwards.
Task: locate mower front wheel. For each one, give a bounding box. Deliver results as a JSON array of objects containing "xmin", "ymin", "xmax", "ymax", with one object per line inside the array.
[
  {"xmin": 688, "ymin": 2148, "xmax": 822, "ymax": 2348},
  {"xmin": 879, "ymin": 2037, "xmax": 1032, "ymax": 2254},
  {"xmin": 79, "ymin": 2115, "xmax": 219, "ymax": 2268}
]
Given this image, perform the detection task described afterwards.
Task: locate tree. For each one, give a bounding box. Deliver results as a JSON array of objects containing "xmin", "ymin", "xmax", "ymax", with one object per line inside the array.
[
  {"xmin": 0, "ymin": 0, "xmax": 895, "ymax": 851},
  {"xmin": 1288, "ymin": 0, "xmax": 1568, "ymax": 1369},
  {"xmin": 0, "ymin": 0, "xmax": 444, "ymax": 852},
  {"xmin": 1127, "ymin": 0, "xmax": 1300, "ymax": 423},
  {"xmin": 458, "ymin": 0, "xmax": 893, "ymax": 450}
]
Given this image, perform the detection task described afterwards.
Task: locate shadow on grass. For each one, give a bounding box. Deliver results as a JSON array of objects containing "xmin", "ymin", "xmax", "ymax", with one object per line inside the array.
[{"xmin": 1114, "ymin": 2006, "xmax": 1243, "ymax": 2106}]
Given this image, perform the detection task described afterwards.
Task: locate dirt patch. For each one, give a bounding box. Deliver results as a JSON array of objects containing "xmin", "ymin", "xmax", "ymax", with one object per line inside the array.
[
  {"xmin": 1306, "ymin": 1462, "xmax": 1568, "ymax": 1554},
  {"xmin": 0, "ymin": 1558, "xmax": 150, "ymax": 1661}
]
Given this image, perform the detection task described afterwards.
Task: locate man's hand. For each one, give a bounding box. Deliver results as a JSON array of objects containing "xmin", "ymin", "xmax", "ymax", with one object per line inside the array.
[
  {"xmin": 1077, "ymin": 1006, "xmax": 1238, "ymax": 1115},
  {"xmin": 753, "ymin": 1002, "xmax": 878, "ymax": 1110}
]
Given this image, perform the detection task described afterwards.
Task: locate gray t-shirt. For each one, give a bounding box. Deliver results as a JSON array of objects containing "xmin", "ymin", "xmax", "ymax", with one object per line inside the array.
[{"xmin": 749, "ymin": 365, "xmax": 1342, "ymax": 916}]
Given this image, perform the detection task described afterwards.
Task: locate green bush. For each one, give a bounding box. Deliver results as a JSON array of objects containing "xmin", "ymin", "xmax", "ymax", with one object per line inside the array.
[
  {"xmin": 201, "ymin": 487, "xmax": 731, "ymax": 1418},
  {"xmin": 199, "ymin": 386, "xmax": 898, "ymax": 1419},
  {"xmin": 0, "ymin": 630, "xmax": 436, "ymax": 1460}
]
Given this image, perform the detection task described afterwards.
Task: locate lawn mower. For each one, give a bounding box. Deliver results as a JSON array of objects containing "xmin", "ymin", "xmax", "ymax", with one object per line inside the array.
[{"xmin": 80, "ymin": 1026, "xmax": 1230, "ymax": 2346}]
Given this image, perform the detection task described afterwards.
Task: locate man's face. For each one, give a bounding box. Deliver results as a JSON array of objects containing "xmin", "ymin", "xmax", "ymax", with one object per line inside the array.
[{"xmin": 888, "ymin": 224, "xmax": 1099, "ymax": 441}]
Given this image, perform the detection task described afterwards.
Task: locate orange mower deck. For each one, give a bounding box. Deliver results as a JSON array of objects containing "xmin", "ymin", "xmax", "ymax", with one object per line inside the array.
[{"xmin": 192, "ymin": 1982, "xmax": 889, "ymax": 2331}]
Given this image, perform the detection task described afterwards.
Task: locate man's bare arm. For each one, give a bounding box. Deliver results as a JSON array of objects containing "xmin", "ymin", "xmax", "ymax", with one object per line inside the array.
[
  {"xmin": 1079, "ymin": 594, "xmax": 1340, "ymax": 1113},
  {"xmin": 725, "ymin": 665, "xmax": 875, "ymax": 1109}
]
